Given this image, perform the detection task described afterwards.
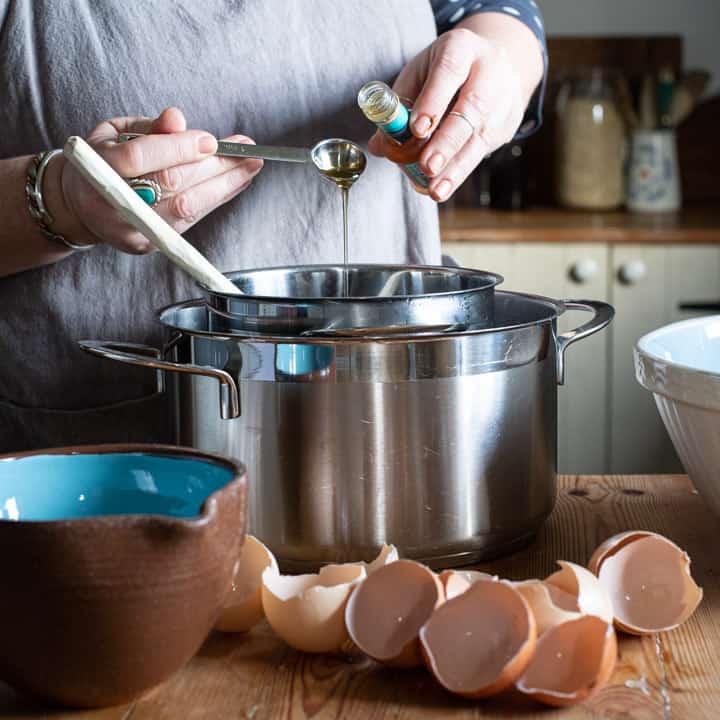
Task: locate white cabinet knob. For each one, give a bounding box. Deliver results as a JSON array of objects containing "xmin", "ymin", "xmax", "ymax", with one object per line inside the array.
[
  {"xmin": 569, "ymin": 258, "xmax": 599, "ymax": 283},
  {"xmin": 618, "ymin": 260, "xmax": 647, "ymax": 285}
]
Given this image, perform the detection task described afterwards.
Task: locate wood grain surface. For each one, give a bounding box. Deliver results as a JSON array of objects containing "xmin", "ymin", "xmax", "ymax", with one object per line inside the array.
[
  {"xmin": 2, "ymin": 475, "xmax": 718, "ymax": 719},
  {"xmin": 439, "ymin": 207, "xmax": 720, "ymax": 245}
]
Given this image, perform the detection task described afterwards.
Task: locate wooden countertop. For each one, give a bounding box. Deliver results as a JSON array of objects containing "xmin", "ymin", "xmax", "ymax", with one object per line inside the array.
[
  {"xmin": 440, "ymin": 207, "xmax": 720, "ymax": 244},
  {"xmin": 2, "ymin": 474, "xmax": 718, "ymax": 719}
]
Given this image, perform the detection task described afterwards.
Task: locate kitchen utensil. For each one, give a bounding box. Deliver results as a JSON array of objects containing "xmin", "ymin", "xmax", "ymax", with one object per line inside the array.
[
  {"xmin": 118, "ymin": 133, "xmax": 367, "ymax": 185},
  {"xmin": 203, "ymin": 264, "xmax": 502, "ymax": 336},
  {"xmin": 63, "ymin": 136, "xmax": 239, "ymax": 295},
  {"xmin": 668, "ymin": 69, "xmax": 712, "ymax": 126},
  {"xmin": 656, "ymin": 66, "xmax": 675, "ymax": 128},
  {"xmin": 79, "ymin": 288, "xmax": 613, "ymax": 571},
  {"xmin": 0, "ymin": 444, "xmax": 247, "ymax": 708},
  {"xmin": 639, "ymin": 73, "xmax": 657, "ymax": 130},
  {"xmin": 635, "ymin": 315, "xmax": 720, "ymax": 520}
]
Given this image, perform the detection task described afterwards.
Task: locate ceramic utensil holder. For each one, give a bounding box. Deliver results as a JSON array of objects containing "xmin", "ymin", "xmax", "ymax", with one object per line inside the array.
[{"xmin": 626, "ymin": 130, "xmax": 681, "ymax": 212}]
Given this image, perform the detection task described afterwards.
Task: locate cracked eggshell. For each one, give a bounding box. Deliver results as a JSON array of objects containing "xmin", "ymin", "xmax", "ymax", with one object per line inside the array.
[
  {"xmin": 420, "ymin": 580, "xmax": 536, "ymax": 699},
  {"xmin": 513, "ymin": 561, "xmax": 612, "ymax": 636},
  {"xmin": 513, "ymin": 580, "xmax": 581, "ymax": 636},
  {"xmin": 439, "ymin": 570, "xmax": 497, "ymax": 600},
  {"xmin": 361, "ymin": 544, "xmax": 399, "ymax": 574},
  {"xmin": 214, "ymin": 535, "xmax": 278, "ymax": 633},
  {"xmin": 261, "ymin": 563, "xmax": 365, "ymax": 653},
  {"xmin": 590, "ymin": 532, "xmax": 703, "ymax": 634},
  {"xmin": 546, "ymin": 561, "xmax": 614, "ymax": 625},
  {"xmin": 345, "ymin": 559, "xmax": 444, "ymax": 667},
  {"xmin": 516, "ymin": 616, "xmax": 617, "ymax": 707},
  {"xmin": 588, "ymin": 531, "xmax": 655, "ymax": 574}
]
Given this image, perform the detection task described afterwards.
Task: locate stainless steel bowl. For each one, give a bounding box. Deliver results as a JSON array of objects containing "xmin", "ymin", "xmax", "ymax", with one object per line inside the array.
[{"xmin": 203, "ymin": 264, "xmax": 502, "ymax": 336}]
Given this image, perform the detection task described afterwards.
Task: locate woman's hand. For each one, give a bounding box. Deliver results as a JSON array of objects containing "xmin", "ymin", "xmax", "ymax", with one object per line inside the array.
[
  {"xmin": 368, "ymin": 15, "xmax": 542, "ymax": 203},
  {"xmin": 52, "ymin": 107, "xmax": 263, "ymax": 253}
]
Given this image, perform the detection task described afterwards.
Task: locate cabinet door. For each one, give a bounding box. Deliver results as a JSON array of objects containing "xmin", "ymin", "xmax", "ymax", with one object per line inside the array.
[
  {"xmin": 442, "ymin": 242, "xmax": 610, "ymax": 474},
  {"xmin": 668, "ymin": 246, "xmax": 720, "ymax": 322},
  {"xmin": 610, "ymin": 246, "xmax": 681, "ymax": 473}
]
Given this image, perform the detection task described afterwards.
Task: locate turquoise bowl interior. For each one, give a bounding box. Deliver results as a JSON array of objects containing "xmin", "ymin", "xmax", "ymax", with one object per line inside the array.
[{"xmin": 0, "ymin": 452, "xmax": 235, "ymax": 521}]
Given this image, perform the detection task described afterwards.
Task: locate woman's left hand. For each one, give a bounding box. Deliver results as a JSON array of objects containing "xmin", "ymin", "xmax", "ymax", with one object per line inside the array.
[{"xmin": 367, "ymin": 27, "xmax": 528, "ymax": 202}]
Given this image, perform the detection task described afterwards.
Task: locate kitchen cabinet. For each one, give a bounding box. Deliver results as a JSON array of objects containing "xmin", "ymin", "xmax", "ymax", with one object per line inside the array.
[
  {"xmin": 444, "ymin": 241, "xmax": 610, "ymax": 474},
  {"xmin": 441, "ymin": 208, "xmax": 720, "ymax": 474}
]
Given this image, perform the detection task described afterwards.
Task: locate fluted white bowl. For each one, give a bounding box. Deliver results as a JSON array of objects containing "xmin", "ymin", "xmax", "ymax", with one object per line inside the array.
[{"xmin": 635, "ymin": 315, "xmax": 720, "ymax": 518}]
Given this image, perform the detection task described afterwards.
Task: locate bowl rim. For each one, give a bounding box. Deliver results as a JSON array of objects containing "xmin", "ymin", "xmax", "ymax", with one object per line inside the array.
[
  {"xmin": 0, "ymin": 443, "xmax": 247, "ymax": 527},
  {"xmin": 636, "ymin": 314, "xmax": 720, "ymax": 376},
  {"xmin": 635, "ymin": 314, "xmax": 720, "ymax": 411}
]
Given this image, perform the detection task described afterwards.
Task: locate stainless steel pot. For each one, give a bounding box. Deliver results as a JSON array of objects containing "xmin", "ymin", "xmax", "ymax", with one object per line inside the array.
[
  {"xmin": 204, "ymin": 264, "xmax": 502, "ymax": 336},
  {"xmin": 80, "ymin": 291, "xmax": 613, "ymax": 571}
]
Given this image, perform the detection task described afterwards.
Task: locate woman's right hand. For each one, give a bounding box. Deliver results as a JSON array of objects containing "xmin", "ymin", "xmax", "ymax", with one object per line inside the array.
[{"xmin": 52, "ymin": 107, "xmax": 263, "ymax": 254}]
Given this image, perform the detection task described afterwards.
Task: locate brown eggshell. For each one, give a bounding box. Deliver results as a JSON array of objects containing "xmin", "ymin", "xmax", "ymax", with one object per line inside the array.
[
  {"xmin": 345, "ymin": 559, "xmax": 444, "ymax": 667},
  {"xmin": 593, "ymin": 534, "xmax": 703, "ymax": 634},
  {"xmin": 516, "ymin": 616, "xmax": 617, "ymax": 707},
  {"xmin": 588, "ymin": 531, "xmax": 655, "ymax": 574},
  {"xmin": 420, "ymin": 580, "xmax": 536, "ymax": 699},
  {"xmin": 262, "ymin": 564, "xmax": 365, "ymax": 653},
  {"xmin": 214, "ymin": 535, "xmax": 278, "ymax": 633}
]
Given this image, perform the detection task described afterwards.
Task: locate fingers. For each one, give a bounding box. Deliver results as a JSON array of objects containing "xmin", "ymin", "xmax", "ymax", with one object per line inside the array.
[
  {"xmin": 408, "ymin": 29, "xmax": 477, "ymax": 139},
  {"xmin": 100, "ymin": 130, "xmax": 218, "ymax": 177},
  {"xmin": 428, "ymin": 134, "xmax": 489, "ymax": 202},
  {"xmin": 157, "ymin": 159, "xmax": 261, "ymax": 232},
  {"xmin": 143, "ymin": 135, "xmax": 262, "ymax": 195},
  {"xmin": 418, "ymin": 62, "xmax": 501, "ymax": 178}
]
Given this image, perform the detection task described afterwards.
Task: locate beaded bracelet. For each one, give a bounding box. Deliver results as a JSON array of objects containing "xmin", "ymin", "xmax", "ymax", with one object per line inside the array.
[{"xmin": 25, "ymin": 150, "xmax": 95, "ymax": 252}]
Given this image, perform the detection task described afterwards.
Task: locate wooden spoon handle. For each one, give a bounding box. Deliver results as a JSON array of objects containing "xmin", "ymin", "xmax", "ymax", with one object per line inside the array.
[{"xmin": 63, "ymin": 136, "xmax": 240, "ymax": 295}]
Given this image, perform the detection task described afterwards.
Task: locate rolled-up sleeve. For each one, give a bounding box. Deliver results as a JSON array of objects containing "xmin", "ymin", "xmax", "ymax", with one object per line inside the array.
[{"xmin": 430, "ymin": 0, "xmax": 548, "ymax": 137}]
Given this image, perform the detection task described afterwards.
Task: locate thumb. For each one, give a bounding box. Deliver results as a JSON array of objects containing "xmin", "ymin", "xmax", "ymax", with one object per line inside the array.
[{"xmin": 149, "ymin": 107, "xmax": 187, "ymax": 134}]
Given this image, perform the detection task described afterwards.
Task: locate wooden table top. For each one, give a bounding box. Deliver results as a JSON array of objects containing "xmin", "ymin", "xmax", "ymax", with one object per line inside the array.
[
  {"xmin": 439, "ymin": 207, "xmax": 720, "ymax": 244},
  {"xmin": 2, "ymin": 474, "xmax": 719, "ymax": 719}
]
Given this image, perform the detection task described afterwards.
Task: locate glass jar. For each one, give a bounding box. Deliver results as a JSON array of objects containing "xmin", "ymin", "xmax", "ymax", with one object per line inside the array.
[{"xmin": 555, "ymin": 68, "xmax": 626, "ymax": 210}]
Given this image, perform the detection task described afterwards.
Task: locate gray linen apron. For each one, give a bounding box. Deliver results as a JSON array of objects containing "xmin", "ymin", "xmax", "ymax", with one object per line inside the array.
[{"xmin": 0, "ymin": 0, "xmax": 439, "ymax": 452}]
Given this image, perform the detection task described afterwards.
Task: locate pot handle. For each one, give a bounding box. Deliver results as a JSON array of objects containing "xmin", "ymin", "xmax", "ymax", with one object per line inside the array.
[
  {"xmin": 556, "ymin": 300, "xmax": 614, "ymax": 385},
  {"xmin": 78, "ymin": 340, "xmax": 241, "ymax": 419}
]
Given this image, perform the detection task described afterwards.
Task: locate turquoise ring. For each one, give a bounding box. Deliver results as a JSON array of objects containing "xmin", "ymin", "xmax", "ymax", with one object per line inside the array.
[{"xmin": 127, "ymin": 178, "xmax": 162, "ymax": 208}]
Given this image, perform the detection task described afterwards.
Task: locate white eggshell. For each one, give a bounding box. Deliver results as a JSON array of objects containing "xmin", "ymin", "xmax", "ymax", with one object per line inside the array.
[
  {"xmin": 262, "ymin": 563, "xmax": 365, "ymax": 653},
  {"xmin": 361, "ymin": 544, "xmax": 399, "ymax": 574},
  {"xmin": 513, "ymin": 580, "xmax": 581, "ymax": 636},
  {"xmin": 546, "ymin": 561, "xmax": 614, "ymax": 624},
  {"xmin": 215, "ymin": 535, "xmax": 278, "ymax": 633},
  {"xmin": 439, "ymin": 570, "xmax": 497, "ymax": 600}
]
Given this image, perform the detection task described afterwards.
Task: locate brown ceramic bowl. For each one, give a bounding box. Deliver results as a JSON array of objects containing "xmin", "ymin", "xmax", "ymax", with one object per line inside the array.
[{"xmin": 0, "ymin": 443, "xmax": 247, "ymax": 708}]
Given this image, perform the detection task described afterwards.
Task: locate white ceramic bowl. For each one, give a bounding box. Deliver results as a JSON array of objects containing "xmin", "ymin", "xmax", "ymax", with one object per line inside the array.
[{"xmin": 635, "ymin": 315, "xmax": 720, "ymax": 517}]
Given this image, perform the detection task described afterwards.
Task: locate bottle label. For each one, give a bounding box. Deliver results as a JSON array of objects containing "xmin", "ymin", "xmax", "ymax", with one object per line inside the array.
[
  {"xmin": 376, "ymin": 105, "xmax": 430, "ymax": 189},
  {"xmin": 403, "ymin": 162, "xmax": 431, "ymax": 189}
]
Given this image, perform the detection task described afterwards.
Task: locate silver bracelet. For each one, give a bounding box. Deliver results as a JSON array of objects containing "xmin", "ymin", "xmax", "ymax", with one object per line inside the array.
[{"xmin": 25, "ymin": 149, "xmax": 95, "ymax": 252}]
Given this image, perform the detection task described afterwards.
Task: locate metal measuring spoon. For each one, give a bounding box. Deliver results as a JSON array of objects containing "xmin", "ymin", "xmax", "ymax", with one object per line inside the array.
[{"xmin": 118, "ymin": 134, "xmax": 367, "ymax": 183}]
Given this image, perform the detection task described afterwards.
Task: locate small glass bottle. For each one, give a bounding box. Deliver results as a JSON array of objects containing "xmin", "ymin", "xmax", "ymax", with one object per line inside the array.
[{"xmin": 357, "ymin": 80, "xmax": 430, "ymax": 193}]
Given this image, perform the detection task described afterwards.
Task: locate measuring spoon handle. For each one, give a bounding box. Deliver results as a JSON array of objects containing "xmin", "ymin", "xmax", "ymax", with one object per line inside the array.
[
  {"xmin": 216, "ymin": 141, "xmax": 311, "ymax": 164},
  {"xmin": 116, "ymin": 134, "xmax": 311, "ymax": 164}
]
